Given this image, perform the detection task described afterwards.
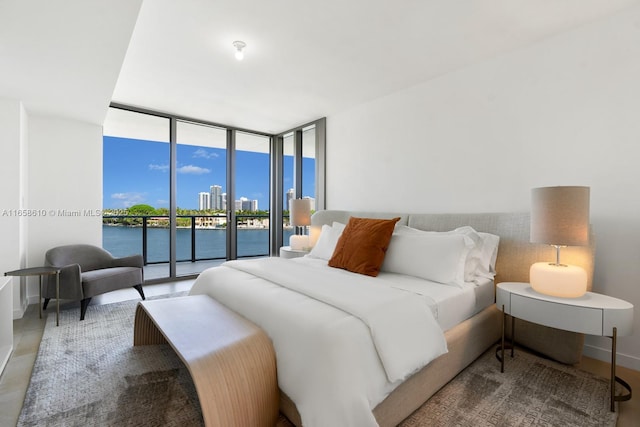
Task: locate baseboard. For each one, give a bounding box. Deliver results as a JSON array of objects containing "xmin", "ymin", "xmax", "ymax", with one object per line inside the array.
[
  {"xmin": 583, "ymin": 343, "xmax": 640, "ymax": 372},
  {"xmin": 13, "ymin": 306, "xmax": 26, "ymax": 320},
  {"xmin": 12, "ymin": 287, "xmax": 28, "ymax": 320}
]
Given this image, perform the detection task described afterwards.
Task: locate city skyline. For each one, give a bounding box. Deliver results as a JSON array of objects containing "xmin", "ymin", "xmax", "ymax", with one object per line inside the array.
[
  {"xmin": 103, "ymin": 136, "xmax": 316, "ymax": 211},
  {"xmin": 198, "ymin": 185, "xmax": 260, "ymax": 212},
  {"xmin": 197, "ymin": 185, "xmax": 317, "ymax": 212}
]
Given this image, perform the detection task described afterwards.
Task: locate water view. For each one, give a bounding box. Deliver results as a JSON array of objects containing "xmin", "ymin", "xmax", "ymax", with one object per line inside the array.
[{"xmin": 103, "ymin": 225, "xmax": 294, "ymax": 263}]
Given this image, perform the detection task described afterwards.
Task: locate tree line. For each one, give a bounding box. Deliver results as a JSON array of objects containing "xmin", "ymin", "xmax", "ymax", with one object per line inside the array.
[{"xmin": 102, "ymin": 204, "xmax": 274, "ymax": 227}]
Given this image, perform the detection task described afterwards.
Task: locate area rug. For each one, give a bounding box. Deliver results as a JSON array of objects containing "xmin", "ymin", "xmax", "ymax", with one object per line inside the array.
[
  {"xmin": 398, "ymin": 350, "xmax": 617, "ymax": 427},
  {"xmin": 19, "ymin": 296, "xmax": 617, "ymax": 427}
]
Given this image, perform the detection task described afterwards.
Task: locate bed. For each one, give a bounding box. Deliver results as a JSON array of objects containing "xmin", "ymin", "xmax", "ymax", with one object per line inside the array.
[{"xmin": 190, "ymin": 210, "xmax": 595, "ymax": 427}]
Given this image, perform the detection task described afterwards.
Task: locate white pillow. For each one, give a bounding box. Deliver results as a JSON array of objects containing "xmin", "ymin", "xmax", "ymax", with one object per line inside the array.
[
  {"xmin": 393, "ymin": 225, "xmax": 499, "ymax": 283},
  {"xmin": 332, "ymin": 221, "xmax": 347, "ymax": 231},
  {"xmin": 451, "ymin": 226, "xmax": 485, "ymax": 282},
  {"xmin": 381, "ymin": 231, "xmax": 474, "ymax": 287},
  {"xmin": 478, "ymin": 231, "xmax": 500, "ymax": 278},
  {"xmin": 307, "ymin": 222, "xmax": 346, "ymax": 261}
]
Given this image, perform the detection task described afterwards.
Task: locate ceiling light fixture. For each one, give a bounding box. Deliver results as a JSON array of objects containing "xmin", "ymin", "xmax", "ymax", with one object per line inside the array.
[{"xmin": 233, "ymin": 40, "xmax": 246, "ymax": 61}]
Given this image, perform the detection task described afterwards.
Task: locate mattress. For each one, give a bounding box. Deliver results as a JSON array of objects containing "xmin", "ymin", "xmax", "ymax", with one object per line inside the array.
[{"xmin": 295, "ymin": 256, "xmax": 495, "ymax": 332}]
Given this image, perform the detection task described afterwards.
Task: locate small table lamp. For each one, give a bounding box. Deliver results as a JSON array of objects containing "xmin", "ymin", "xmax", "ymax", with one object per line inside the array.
[
  {"xmin": 290, "ymin": 199, "xmax": 311, "ymax": 251},
  {"xmin": 530, "ymin": 186, "xmax": 590, "ymax": 298}
]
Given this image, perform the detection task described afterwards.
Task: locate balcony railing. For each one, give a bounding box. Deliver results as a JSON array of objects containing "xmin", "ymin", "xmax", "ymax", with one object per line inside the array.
[{"xmin": 102, "ymin": 214, "xmax": 288, "ymax": 265}]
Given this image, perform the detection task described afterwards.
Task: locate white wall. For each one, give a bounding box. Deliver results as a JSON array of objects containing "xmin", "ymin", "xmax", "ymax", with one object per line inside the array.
[
  {"xmin": 0, "ymin": 0, "xmax": 141, "ymax": 315},
  {"xmin": 24, "ymin": 115, "xmax": 103, "ymax": 304},
  {"xmin": 326, "ymin": 7, "xmax": 640, "ymax": 369},
  {"xmin": 0, "ymin": 97, "xmax": 28, "ymax": 317},
  {"xmin": 0, "ymin": 109, "xmax": 103, "ymax": 315}
]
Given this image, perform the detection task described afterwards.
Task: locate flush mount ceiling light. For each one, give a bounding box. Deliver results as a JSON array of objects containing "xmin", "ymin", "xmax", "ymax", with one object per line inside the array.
[{"xmin": 233, "ymin": 40, "xmax": 246, "ymax": 61}]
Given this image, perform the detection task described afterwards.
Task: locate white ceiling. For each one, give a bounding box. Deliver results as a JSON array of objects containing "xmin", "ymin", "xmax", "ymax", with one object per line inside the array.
[
  {"xmin": 0, "ymin": 0, "xmax": 141, "ymax": 125},
  {"xmin": 2, "ymin": 0, "xmax": 639, "ymax": 133}
]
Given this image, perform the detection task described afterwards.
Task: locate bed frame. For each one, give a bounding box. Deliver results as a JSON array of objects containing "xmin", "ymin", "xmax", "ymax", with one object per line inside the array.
[{"xmin": 279, "ymin": 210, "xmax": 595, "ymax": 427}]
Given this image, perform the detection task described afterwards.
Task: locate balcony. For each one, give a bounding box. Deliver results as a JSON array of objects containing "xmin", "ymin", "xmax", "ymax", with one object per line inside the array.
[{"xmin": 103, "ymin": 214, "xmax": 291, "ymax": 281}]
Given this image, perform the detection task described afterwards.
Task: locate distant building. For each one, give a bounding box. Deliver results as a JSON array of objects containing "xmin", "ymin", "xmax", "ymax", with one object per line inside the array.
[
  {"xmin": 198, "ymin": 192, "xmax": 210, "ymax": 210},
  {"xmin": 221, "ymin": 193, "xmax": 227, "ymax": 211},
  {"xmin": 236, "ymin": 196, "xmax": 258, "ymax": 212},
  {"xmin": 210, "ymin": 185, "xmax": 223, "ymax": 210},
  {"xmin": 286, "ymin": 188, "xmax": 294, "ymax": 211}
]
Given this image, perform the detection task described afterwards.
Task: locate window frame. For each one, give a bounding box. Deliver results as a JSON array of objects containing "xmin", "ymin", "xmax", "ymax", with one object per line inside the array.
[{"xmin": 105, "ymin": 103, "xmax": 325, "ymax": 282}]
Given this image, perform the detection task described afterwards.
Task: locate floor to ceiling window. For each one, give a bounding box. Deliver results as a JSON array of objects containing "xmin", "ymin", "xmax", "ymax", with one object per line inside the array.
[
  {"xmin": 103, "ymin": 105, "xmax": 324, "ymax": 282},
  {"xmin": 276, "ymin": 120, "xmax": 325, "ymax": 250},
  {"xmin": 302, "ymin": 125, "xmax": 317, "ymax": 208},
  {"xmin": 282, "ymin": 133, "xmax": 295, "ymax": 246},
  {"xmin": 102, "ymin": 108, "xmax": 171, "ymax": 280},
  {"xmin": 235, "ymin": 131, "xmax": 271, "ymax": 258},
  {"xmin": 175, "ymin": 121, "xmax": 228, "ymax": 276}
]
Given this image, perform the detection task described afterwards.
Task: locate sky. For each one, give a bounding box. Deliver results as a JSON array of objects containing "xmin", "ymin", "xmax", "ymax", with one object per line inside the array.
[{"xmin": 103, "ymin": 136, "xmax": 315, "ymax": 211}]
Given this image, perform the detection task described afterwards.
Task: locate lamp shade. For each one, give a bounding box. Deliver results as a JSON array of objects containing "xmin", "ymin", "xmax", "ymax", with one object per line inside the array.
[
  {"xmin": 530, "ymin": 186, "xmax": 590, "ymax": 246},
  {"xmin": 290, "ymin": 199, "xmax": 311, "ymax": 227}
]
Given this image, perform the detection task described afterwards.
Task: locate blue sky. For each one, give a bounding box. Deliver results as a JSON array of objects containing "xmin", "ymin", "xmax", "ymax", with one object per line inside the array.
[{"xmin": 103, "ymin": 136, "xmax": 315, "ymax": 210}]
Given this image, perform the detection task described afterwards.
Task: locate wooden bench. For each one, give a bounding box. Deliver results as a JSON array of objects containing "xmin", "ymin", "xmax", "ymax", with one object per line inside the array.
[{"xmin": 133, "ymin": 294, "xmax": 278, "ymax": 427}]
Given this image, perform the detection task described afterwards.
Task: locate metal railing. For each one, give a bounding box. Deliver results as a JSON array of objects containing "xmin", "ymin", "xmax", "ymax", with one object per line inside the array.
[{"xmin": 103, "ymin": 214, "xmax": 275, "ymax": 265}]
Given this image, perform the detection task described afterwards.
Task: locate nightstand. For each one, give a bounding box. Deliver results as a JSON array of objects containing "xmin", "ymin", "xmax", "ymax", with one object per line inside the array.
[
  {"xmin": 496, "ymin": 282, "xmax": 634, "ymax": 412},
  {"xmin": 279, "ymin": 246, "xmax": 309, "ymax": 259}
]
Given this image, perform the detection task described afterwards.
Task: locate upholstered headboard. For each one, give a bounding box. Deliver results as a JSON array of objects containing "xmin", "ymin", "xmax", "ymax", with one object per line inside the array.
[{"xmin": 311, "ymin": 210, "xmax": 596, "ymax": 364}]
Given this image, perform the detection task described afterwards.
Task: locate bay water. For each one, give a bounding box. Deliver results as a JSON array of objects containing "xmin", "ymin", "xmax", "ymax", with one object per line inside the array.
[{"xmin": 103, "ymin": 225, "xmax": 294, "ymax": 263}]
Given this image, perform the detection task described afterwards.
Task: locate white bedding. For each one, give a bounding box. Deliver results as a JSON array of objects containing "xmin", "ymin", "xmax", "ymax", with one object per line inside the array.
[
  {"xmin": 190, "ymin": 257, "xmax": 459, "ymax": 427},
  {"xmin": 301, "ymin": 256, "xmax": 494, "ymax": 331},
  {"xmin": 376, "ymin": 268, "xmax": 495, "ymax": 332}
]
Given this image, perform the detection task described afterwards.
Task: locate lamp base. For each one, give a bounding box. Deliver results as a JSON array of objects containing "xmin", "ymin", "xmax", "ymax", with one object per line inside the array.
[
  {"xmin": 290, "ymin": 235, "xmax": 309, "ymax": 251},
  {"xmin": 529, "ymin": 262, "xmax": 587, "ymax": 298}
]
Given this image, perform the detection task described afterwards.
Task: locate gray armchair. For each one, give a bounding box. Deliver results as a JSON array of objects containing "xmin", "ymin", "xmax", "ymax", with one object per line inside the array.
[{"xmin": 43, "ymin": 244, "xmax": 145, "ymax": 320}]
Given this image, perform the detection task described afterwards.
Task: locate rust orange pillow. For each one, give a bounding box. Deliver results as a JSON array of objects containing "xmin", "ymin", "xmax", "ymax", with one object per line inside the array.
[{"xmin": 328, "ymin": 216, "xmax": 401, "ymax": 277}]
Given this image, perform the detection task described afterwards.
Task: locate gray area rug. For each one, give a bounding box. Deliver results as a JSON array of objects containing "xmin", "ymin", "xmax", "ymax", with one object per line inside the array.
[
  {"xmin": 20, "ymin": 295, "xmax": 617, "ymax": 427},
  {"xmin": 398, "ymin": 350, "xmax": 618, "ymax": 427},
  {"xmin": 18, "ymin": 292, "xmax": 202, "ymax": 427}
]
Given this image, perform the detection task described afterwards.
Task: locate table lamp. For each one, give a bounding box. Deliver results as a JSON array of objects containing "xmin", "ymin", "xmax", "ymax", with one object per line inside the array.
[
  {"xmin": 289, "ymin": 199, "xmax": 311, "ymax": 250},
  {"xmin": 529, "ymin": 186, "xmax": 590, "ymax": 298}
]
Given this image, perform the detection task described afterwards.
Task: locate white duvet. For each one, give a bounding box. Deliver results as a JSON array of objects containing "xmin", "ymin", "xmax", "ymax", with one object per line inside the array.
[{"xmin": 190, "ymin": 257, "xmax": 447, "ymax": 427}]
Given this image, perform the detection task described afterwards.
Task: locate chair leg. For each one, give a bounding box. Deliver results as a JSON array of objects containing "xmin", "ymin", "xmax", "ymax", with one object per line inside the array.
[
  {"xmin": 43, "ymin": 298, "xmax": 50, "ymax": 311},
  {"xmin": 80, "ymin": 298, "xmax": 91, "ymax": 321},
  {"xmin": 133, "ymin": 284, "xmax": 146, "ymax": 300}
]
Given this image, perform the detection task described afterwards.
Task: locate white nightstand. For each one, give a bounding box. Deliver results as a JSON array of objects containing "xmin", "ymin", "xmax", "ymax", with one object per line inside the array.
[
  {"xmin": 279, "ymin": 246, "xmax": 309, "ymax": 259},
  {"xmin": 496, "ymin": 282, "xmax": 633, "ymax": 412}
]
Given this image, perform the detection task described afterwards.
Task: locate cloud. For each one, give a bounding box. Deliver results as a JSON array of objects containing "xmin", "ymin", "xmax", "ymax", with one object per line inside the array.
[
  {"xmin": 193, "ymin": 148, "xmax": 219, "ymax": 159},
  {"xmin": 148, "ymin": 163, "xmax": 210, "ymax": 174},
  {"xmin": 111, "ymin": 192, "xmax": 145, "ymax": 208},
  {"xmin": 148, "ymin": 163, "xmax": 169, "ymax": 172},
  {"xmin": 177, "ymin": 165, "xmax": 211, "ymax": 175}
]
